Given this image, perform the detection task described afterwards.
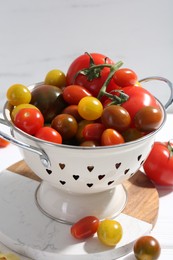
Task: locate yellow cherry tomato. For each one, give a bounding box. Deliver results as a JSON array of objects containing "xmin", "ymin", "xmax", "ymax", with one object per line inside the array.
[
  {"xmin": 44, "ymin": 69, "xmax": 66, "ymax": 88},
  {"xmin": 6, "ymin": 84, "xmax": 31, "ymax": 106},
  {"xmin": 0, "ymin": 252, "xmax": 20, "ymax": 260},
  {"xmin": 97, "ymin": 219, "xmax": 123, "ymax": 246},
  {"xmin": 78, "ymin": 96, "xmax": 103, "ymax": 121}
]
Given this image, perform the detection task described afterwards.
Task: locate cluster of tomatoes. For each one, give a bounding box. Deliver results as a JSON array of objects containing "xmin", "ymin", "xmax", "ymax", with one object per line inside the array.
[
  {"xmin": 71, "ymin": 216, "xmax": 123, "ymax": 247},
  {"xmin": 71, "ymin": 215, "xmax": 161, "ymax": 259},
  {"xmin": 6, "ymin": 52, "xmax": 163, "ymax": 147}
]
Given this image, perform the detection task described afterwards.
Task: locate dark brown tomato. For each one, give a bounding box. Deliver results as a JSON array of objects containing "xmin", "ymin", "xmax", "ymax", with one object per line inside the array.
[
  {"xmin": 80, "ymin": 140, "xmax": 100, "ymax": 147},
  {"xmin": 30, "ymin": 84, "xmax": 67, "ymax": 123},
  {"xmin": 133, "ymin": 235, "xmax": 161, "ymax": 260},
  {"xmin": 122, "ymin": 128, "xmax": 144, "ymax": 142},
  {"xmin": 101, "ymin": 105, "xmax": 131, "ymax": 132},
  {"xmin": 51, "ymin": 114, "xmax": 78, "ymax": 141},
  {"xmin": 75, "ymin": 120, "xmax": 93, "ymax": 144},
  {"xmin": 134, "ymin": 106, "xmax": 163, "ymax": 132},
  {"xmin": 62, "ymin": 105, "xmax": 83, "ymax": 122}
]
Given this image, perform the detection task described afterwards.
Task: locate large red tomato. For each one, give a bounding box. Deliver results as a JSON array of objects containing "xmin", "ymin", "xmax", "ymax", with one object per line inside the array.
[
  {"xmin": 66, "ymin": 52, "xmax": 115, "ymax": 97},
  {"xmin": 143, "ymin": 141, "xmax": 173, "ymax": 186},
  {"xmin": 121, "ymin": 86, "xmax": 159, "ymax": 120}
]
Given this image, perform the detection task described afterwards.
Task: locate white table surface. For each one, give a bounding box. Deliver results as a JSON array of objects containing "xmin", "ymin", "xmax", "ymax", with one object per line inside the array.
[{"xmin": 0, "ymin": 0, "xmax": 173, "ymax": 259}]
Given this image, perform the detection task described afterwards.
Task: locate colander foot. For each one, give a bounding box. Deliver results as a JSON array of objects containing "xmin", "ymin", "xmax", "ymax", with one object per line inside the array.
[{"xmin": 35, "ymin": 181, "xmax": 127, "ymax": 224}]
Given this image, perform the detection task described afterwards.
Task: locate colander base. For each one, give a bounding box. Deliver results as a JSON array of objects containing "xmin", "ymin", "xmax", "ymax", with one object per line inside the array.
[{"xmin": 35, "ymin": 180, "xmax": 128, "ymax": 224}]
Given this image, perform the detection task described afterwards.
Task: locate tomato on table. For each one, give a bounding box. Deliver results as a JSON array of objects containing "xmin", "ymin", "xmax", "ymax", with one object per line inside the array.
[
  {"xmin": 97, "ymin": 219, "xmax": 123, "ymax": 246},
  {"xmin": 71, "ymin": 216, "xmax": 99, "ymax": 239},
  {"xmin": 66, "ymin": 52, "xmax": 115, "ymax": 97},
  {"xmin": 133, "ymin": 235, "xmax": 161, "ymax": 260},
  {"xmin": 143, "ymin": 141, "xmax": 173, "ymax": 186},
  {"xmin": 0, "ymin": 138, "xmax": 10, "ymax": 148}
]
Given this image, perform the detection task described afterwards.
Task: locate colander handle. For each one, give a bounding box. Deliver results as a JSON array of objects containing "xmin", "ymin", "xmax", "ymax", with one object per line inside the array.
[
  {"xmin": 0, "ymin": 117, "xmax": 51, "ymax": 168},
  {"xmin": 139, "ymin": 76, "xmax": 173, "ymax": 109}
]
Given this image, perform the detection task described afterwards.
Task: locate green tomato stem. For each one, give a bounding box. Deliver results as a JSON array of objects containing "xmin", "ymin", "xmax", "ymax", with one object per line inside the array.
[
  {"xmin": 97, "ymin": 61, "xmax": 130, "ymax": 106},
  {"xmin": 74, "ymin": 53, "xmax": 129, "ymax": 105},
  {"xmin": 168, "ymin": 141, "xmax": 173, "ymax": 158},
  {"xmin": 73, "ymin": 53, "xmax": 114, "ymax": 83}
]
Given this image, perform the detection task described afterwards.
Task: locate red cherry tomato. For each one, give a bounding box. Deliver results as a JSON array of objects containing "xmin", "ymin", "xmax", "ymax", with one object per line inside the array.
[
  {"xmin": 71, "ymin": 216, "xmax": 99, "ymax": 239},
  {"xmin": 62, "ymin": 85, "xmax": 92, "ymax": 105},
  {"xmin": 113, "ymin": 68, "xmax": 138, "ymax": 87},
  {"xmin": 35, "ymin": 126, "xmax": 62, "ymax": 144},
  {"xmin": 143, "ymin": 141, "xmax": 173, "ymax": 186},
  {"xmin": 14, "ymin": 108, "xmax": 44, "ymax": 135},
  {"xmin": 101, "ymin": 129, "xmax": 124, "ymax": 146},
  {"xmin": 66, "ymin": 53, "xmax": 114, "ymax": 97},
  {"xmin": 83, "ymin": 123, "xmax": 105, "ymax": 142},
  {"xmin": 0, "ymin": 138, "xmax": 10, "ymax": 148}
]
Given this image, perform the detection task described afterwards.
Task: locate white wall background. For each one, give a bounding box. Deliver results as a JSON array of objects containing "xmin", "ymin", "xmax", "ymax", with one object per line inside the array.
[{"xmin": 0, "ymin": 0, "xmax": 173, "ymax": 111}]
